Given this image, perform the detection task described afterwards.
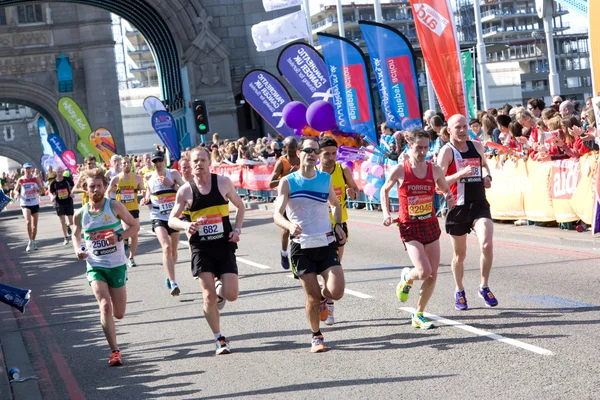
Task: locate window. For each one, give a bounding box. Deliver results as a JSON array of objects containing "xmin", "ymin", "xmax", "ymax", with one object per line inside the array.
[
  {"xmin": 17, "ymin": 4, "xmax": 43, "ymax": 24},
  {"xmin": 0, "ymin": 8, "xmax": 7, "ymax": 26}
]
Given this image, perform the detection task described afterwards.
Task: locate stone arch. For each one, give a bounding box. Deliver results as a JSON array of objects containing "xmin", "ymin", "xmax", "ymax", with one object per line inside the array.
[{"xmin": 0, "ymin": 145, "xmax": 43, "ymax": 171}]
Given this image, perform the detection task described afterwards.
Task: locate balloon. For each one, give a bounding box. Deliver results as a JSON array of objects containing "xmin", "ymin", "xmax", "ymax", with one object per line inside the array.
[
  {"xmin": 306, "ymin": 100, "xmax": 337, "ymax": 132},
  {"xmin": 363, "ymin": 183, "xmax": 377, "ymax": 197},
  {"xmin": 282, "ymin": 101, "xmax": 308, "ymax": 130},
  {"xmin": 371, "ymin": 189, "xmax": 381, "ymax": 201},
  {"xmin": 360, "ymin": 161, "xmax": 373, "ymax": 173},
  {"xmin": 370, "ymin": 164, "xmax": 384, "ymax": 178},
  {"xmin": 371, "ymin": 177, "xmax": 384, "ymax": 189},
  {"xmin": 294, "ymin": 128, "xmax": 304, "ymax": 136},
  {"xmin": 343, "ymin": 161, "xmax": 354, "ymax": 171}
]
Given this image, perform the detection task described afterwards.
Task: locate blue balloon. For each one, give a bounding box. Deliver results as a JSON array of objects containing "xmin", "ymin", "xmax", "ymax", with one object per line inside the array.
[{"xmin": 371, "ymin": 177, "xmax": 384, "ymax": 189}]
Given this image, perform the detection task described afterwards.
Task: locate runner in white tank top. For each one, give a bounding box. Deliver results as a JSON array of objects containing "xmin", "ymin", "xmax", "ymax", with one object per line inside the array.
[{"xmin": 13, "ymin": 162, "xmax": 44, "ymax": 252}]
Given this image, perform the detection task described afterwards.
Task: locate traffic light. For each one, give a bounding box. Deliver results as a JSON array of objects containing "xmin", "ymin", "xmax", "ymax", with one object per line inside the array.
[{"xmin": 193, "ymin": 100, "xmax": 210, "ymax": 135}]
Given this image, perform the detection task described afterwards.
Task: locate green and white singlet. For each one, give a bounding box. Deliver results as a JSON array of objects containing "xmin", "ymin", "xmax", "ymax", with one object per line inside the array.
[{"xmin": 81, "ymin": 199, "xmax": 127, "ymax": 269}]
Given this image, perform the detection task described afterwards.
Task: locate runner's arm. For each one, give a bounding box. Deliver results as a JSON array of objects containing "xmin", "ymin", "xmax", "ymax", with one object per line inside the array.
[
  {"xmin": 381, "ymin": 164, "xmax": 403, "ymax": 223},
  {"xmin": 341, "ymin": 164, "xmax": 359, "ymax": 200},
  {"xmin": 268, "ymin": 160, "xmax": 284, "ymax": 189},
  {"xmin": 328, "ymin": 182, "xmax": 347, "ymax": 245},
  {"xmin": 433, "ymin": 164, "xmax": 455, "ymax": 209},
  {"xmin": 472, "ymin": 141, "xmax": 492, "ymax": 188},
  {"xmin": 72, "ymin": 175, "xmax": 85, "ymax": 194},
  {"xmin": 135, "ymin": 175, "xmax": 145, "ymax": 191},
  {"xmin": 12, "ymin": 179, "xmax": 22, "ymax": 199},
  {"xmin": 273, "ymin": 178, "xmax": 295, "ymax": 232},
  {"xmin": 37, "ymin": 176, "xmax": 45, "ymax": 195},
  {"xmin": 71, "ymin": 209, "xmax": 86, "ymax": 259},
  {"xmin": 112, "ymin": 201, "xmax": 140, "ymax": 239},
  {"xmin": 437, "ymin": 146, "xmax": 467, "ymax": 186},
  {"xmin": 106, "ymin": 176, "xmax": 119, "ymax": 198},
  {"xmin": 172, "ymin": 170, "xmax": 185, "ymax": 188},
  {"xmin": 168, "ymin": 184, "xmax": 192, "ymax": 232}
]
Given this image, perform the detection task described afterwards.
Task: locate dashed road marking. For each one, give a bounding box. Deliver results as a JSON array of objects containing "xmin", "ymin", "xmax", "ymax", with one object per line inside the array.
[
  {"xmin": 285, "ymin": 274, "xmax": 373, "ymax": 298},
  {"xmin": 237, "ymin": 257, "xmax": 271, "ymax": 269}
]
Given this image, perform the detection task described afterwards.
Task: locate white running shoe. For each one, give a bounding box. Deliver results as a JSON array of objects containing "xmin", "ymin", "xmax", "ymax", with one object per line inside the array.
[
  {"xmin": 325, "ymin": 304, "xmax": 335, "ymax": 326},
  {"xmin": 215, "ymin": 336, "xmax": 231, "ymax": 355},
  {"xmin": 63, "ymin": 238, "xmax": 69, "ymax": 246},
  {"xmin": 170, "ymin": 282, "xmax": 180, "ymax": 296},
  {"xmin": 215, "ymin": 280, "xmax": 226, "ymax": 311},
  {"xmin": 25, "ymin": 241, "xmax": 32, "ymax": 252},
  {"xmin": 32, "ymin": 241, "xmax": 38, "ymax": 250}
]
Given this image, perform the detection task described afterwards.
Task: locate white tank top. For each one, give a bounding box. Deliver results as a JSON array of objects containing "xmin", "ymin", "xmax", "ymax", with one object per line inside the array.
[
  {"xmin": 148, "ymin": 169, "xmax": 177, "ymax": 221},
  {"xmin": 81, "ymin": 199, "xmax": 127, "ymax": 269},
  {"xmin": 19, "ymin": 178, "xmax": 40, "ymax": 207}
]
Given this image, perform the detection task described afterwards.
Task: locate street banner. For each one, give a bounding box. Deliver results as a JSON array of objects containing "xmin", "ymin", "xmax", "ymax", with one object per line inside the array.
[
  {"xmin": 318, "ymin": 33, "xmax": 378, "ymax": 145},
  {"xmin": 243, "ymin": 165, "xmax": 273, "ymax": 191},
  {"xmin": 251, "ymin": 10, "xmax": 309, "ymax": 52},
  {"xmin": 277, "ymin": 43, "xmax": 332, "ymax": 105},
  {"xmin": 151, "ymin": 111, "xmax": 181, "ymax": 161},
  {"xmin": 263, "ymin": 0, "xmax": 302, "ymax": 12},
  {"xmin": 60, "ymin": 150, "xmax": 78, "ymax": 174},
  {"xmin": 359, "ymin": 21, "xmax": 423, "ymax": 132},
  {"xmin": 90, "ymin": 128, "xmax": 117, "ymax": 164},
  {"xmin": 77, "ymin": 139, "xmax": 99, "ymax": 160},
  {"xmin": 594, "ymin": 158, "xmax": 600, "ymax": 234},
  {"xmin": 0, "ymin": 282, "xmax": 31, "ymax": 313},
  {"xmin": 47, "ymin": 134, "xmax": 67, "ymax": 156},
  {"xmin": 212, "ymin": 165, "xmax": 244, "ymax": 189},
  {"xmin": 486, "ymin": 158, "xmax": 527, "ymax": 220},
  {"xmin": 409, "ymin": 0, "xmax": 467, "ymax": 118},
  {"xmin": 591, "ymin": 2, "xmax": 600, "ymax": 96},
  {"xmin": 38, "ymin": 117, "xmax": 53, "ymax": 156},
  {"xmin": 58, "ymin": 97, "xmax": 99, "ymax": 159},
  {"xmin": 0, "ymin": 191, "xmax": 10, "ymax": 213},
  {"xmin": 242, "ymin": 69, "xmax": 295, "ymax": 137},
  {"xmin": 143, "ymin": 96, "xmax": 166, "ymax": 117},
  {"xmin": 461, "ymin": 50, "xmax": 477, "ymax": 119},
  {"xmin": 523, "ymin": 159, "xmax": 554, "ymax": 221}
]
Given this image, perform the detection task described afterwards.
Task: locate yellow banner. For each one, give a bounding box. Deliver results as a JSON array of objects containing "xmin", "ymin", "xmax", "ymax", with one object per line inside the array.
[
  {"xmin": 487, "ymin": 158, "xmax": 526, "ymax": 220},
  {"xmin": 523, "ymin": 160, "xmax": 554, "ymax": 222},
  {"xmin": 590, "ymin": 2, "xmax": 600, "ymax": 95}
]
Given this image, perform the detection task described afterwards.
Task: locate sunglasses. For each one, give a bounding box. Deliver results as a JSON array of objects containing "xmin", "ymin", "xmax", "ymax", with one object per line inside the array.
[
  {"xmin": 152, "ymin": 159, "xmax": 164, "ymax": 163},
  {"xmin": 554, "ymin": 101, "xmax": 562, "ymax": 105},
  {"xmin": 300, "ymin": 148, "xmax": 321, "ymax": 155}
]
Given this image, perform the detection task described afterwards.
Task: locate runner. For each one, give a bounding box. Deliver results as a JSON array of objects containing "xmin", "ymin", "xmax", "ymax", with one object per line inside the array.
[
  {"xmin": 437, "ymin": 114, "xmax": 498, "ymax": 310},
  {"xmin": 268, "ymin": 136, "xmax": 300, "ymax": 269},
  {"xmin": 105, "ymin": 155, "xmax": 122, "ymax": 200},
  {"xmin": 274, "ymin": 136, "xmax": 346, "ymax": 353},
  {"xmin": 46, "ymin": 165, "xmax": 56, "ymax": 191},
  {"xmin": 107, "ymin": 156, "xmax": 145, "ymax": 267},
  {"xmin": 73, "ymin": 155, "xmax": 98, "ymax": 207},
  {"xmin": 168, "ymin": 147, "xmax": 245, "ymax": 355},
  {"xmin": 317, "ymin": 136, "xmax": 359, "ymax": 325},
  {"xmin": 49, "ymin": 167, "xmax": 75, "ymax": 245},
  {"xmin": 13, "ymin": 162, "xmax": 44, "ymax": 251},
  {"xmin": 178, "ymin": 156, "xmax": 194, "ymax": 240},
  {"xmin": 71, "ymin": 168, "xmax": 140, "ymax": 366},
  {"xmin": 381, "ymin": 130, "xmax": 455, "ymax": 329},
  {"xmin": 138, "ymin": 153, "xmax": 154, "ymax": 180},
  {"xmin": 140, "ymin": 151, "xmax": 184, "ymax": 296}
]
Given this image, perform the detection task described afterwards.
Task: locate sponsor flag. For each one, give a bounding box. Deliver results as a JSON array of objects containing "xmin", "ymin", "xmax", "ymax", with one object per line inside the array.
[
  {"xmin": 461, "ymin": 50, "xmax": 477, "ymax": 119},
  {"xmin": 60, "ymin": 150, "xmax": 78, "ymax": 174},
  {"xmin": 251, "ymin": 10, "xmax": 309, "ymax": 52},
  {"xmin": 0, "ymin": 190, "xmax": 10, "ymax": 213},
  {"xmin": 90, "ymin": 128, "xmax": 117, "ymax": 164},
  {"xmin": 242, "ymin": 70, "xmax": 295, "ymax": 137},
  {"xmin": 46, "ymin": 134, "xmax": 67, "ymax": 156},
  {"xmin": 590, "ymin": 1, "xmax": 600, "ymax": 95},
  {"xmin": 594, "ymin": 155, "xmax": 600, "ymax": 234},
  {"xmin": 318, "ymin": 33, "xmax": 378, "ymax": 145},
  {"xmin": 409, "ymin": 0, "xmax": 467, "ymax": 118},
  {"xmin": 263, "ymin": 0, "xmax": 302, "ymax": 12},
  {"xmin": 359, "ymin": 21, "xmax": 423, "ymax": 132},
  {"xmin": 151, "ymin": 111, "xmax": 181, "ymax": 161},
  {"xmin": 143, "ymin": 96, "xmax": 166, "ymax": 117},
  {"xmin": 57, "ymin": 97, "xmax": 99, "ymax": 159},
  {"xmin": 277, "ymin": 43, "xmax": 332, "ymax": 105},
  {"xmin": 38, "ymin": 117, "xmax": 53, "ymax": 156}
]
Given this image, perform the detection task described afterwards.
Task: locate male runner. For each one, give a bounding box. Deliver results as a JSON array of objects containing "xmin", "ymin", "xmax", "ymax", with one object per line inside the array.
[
  {"xmin": 140, "ymin": 151, "xmax": 184, "ymax": 296},
  {"xmin": 49, "ymin": 167, "xmax": 75, "ymax": 245},
  {"xmin": 138, "ymin": 153, "xmax": 154, "ymax": 180},
  {"xmin": 71, "ymin": 168, "xmax": 139, "ymax": 366},
  {"xmin": 73, "ymin": 155, "xmax": 98, "ymax": 207},
  {"xmin": 107, "ymin": 156, "xmax": 145, "ymax": 267},
  {"xmin": 381, "ymin": 130, "xmax": 455, "ymax": 329},
  {"xmin": 14, "ymin": 162, "xmax": 44, "ymax": 251},
  {"xmin": 317, "ymin": 136, "xmax": 359, "ymax": 325},
  {"xmin": 437, "ymin": 114, "xmax": 498, "ymax": 310},
  {"xmin": 168, "ymin": 147, "xmax": 245, "ymax": 355},
  {"xmin": 105, "ymin": 155, "xmax": 122, "ymax": 199},
  {"xmin": 268, "ymin": 136, "xmax": 300, "ymax": 269},
  {"xmin": 274, "ymin": 137, "xmax": 346, "ymax": 353}
]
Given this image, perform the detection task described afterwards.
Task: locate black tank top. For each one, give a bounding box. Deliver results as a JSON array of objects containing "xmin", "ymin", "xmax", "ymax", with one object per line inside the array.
[
  {"xmin": 188, "ymin": 174, "xmax": 235, "ymax": 250},
  {"xmin": 449, "ymin": 141, "xmax": 486, "ymax": 204}
]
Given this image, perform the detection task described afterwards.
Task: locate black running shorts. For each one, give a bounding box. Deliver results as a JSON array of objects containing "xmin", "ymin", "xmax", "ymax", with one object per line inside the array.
[
  {"xmin": 56, "ymin": 204, "xmax": 74, "ymax": 216},
  {"xmin": 289, "ymin": 240, "xmax": 340, "ymax": 277},
  {"xmin": 152, "ymin": 219, "xmax": 178, "ymax": 235},
  {"xmin": 22, "ymin": 205, "xmax": 39, "ymax": 214},
  {"xmin": 128, "ymin": 209, "xmax": 140, "ymax": 219},
  {"xmin": 191, "ymin": 246, "xmax": 238, "ymax": 278},
  {"xmin": 445, "ymin": 201, "xmax": 492, "ymax": 236}
]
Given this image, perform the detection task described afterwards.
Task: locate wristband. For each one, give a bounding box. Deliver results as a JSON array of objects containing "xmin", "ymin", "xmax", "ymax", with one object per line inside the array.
[
  {"xmin": 484, "ymin": 175, "xmax": 492, "ymax": 181},
  {"xmin": 233, "ymin": 228, "xmax": 241, "ymax": 235}
]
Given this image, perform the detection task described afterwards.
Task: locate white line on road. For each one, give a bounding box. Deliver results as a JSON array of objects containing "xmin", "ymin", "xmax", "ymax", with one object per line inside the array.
[
  {"xmin": 399, "ymin": 307, "xmax": 553, "ymax": 356},
  {"xmin": 236, "ymin": 257, "xmax": 271, "ymax": 269},
  {"xmin": 285, "ymin": 275, "xmax": 373, "ymax": 298}
]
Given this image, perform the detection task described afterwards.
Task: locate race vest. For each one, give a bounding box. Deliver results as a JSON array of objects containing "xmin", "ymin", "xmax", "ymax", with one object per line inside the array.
[
  {"xmin": 116, "ymin": 172, "xmax": 139, "ymax": 211},
  {"xmin": 328, "ymin": 162, "xmax": 348, "ymax": 224},
  {"xmin": 81, "ymin": 199, "xmax": 127, "ymax": 269},
  {"xmin": 445, "ymin": 141, "xmax": 486, "ymax": 206},
  {"xmin": 148, "ymin": 170, "xmax": 176, "ymax": 221},
  {"xmin": 398, "ymin": 160, "xmax": 437, "ymax": 224},
  {"xmin": 19, "ymin": 178, "xmax": 40, "ymax": 207}
]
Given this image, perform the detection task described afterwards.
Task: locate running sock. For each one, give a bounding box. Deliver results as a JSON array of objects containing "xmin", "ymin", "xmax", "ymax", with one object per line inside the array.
[
  {"xmin": 312, "ymin": 330, "xmax": 322, "ymax": 337},
  {"xmin": 480, "ymin": 285, "xmax": 488, "ymax": 290},
  {"xmin": 112, "ymin": 349, "xmax": 120, "ymax": 353},
  {"xmin": 281, "ymin": 250, "xmax": 288, "ymax": 257},
  {"xmin": 327, "ymin": 301, "xmax": 334, "ymax": 305},
  {"xmin": 214, "ymin": 332, "xmax": 223, "ymax": 341}
]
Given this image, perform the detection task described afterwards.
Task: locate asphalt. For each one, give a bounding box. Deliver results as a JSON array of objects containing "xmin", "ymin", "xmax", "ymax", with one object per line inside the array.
[{"xmin": 1, "ymin": 202, "xmax": 600, "ymax": 399}]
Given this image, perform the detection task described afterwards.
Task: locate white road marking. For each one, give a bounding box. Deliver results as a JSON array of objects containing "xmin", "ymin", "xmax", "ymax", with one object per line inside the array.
[
  {"xmin": 179, "ymin": 240, "xmax": 190, "ymax": 247},
  {"xmin": 399, "ymin": 307, "xmax": 553, "ymax": 356},
  {"xmin": 236, "ymin": 257, "xmax": 271, "ymax": 269},
  {"xmin": 285, "ymin": 275, "xmax": 373, "ymax": 298}
]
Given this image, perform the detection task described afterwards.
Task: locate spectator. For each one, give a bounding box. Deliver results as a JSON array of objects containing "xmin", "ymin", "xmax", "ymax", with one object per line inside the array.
[
  {"xmin": 379, "ymin": 123, "xmax": 395, "ymax": 154},
  {"xmin": 422, "ymin": 109, "xmax": 436, "ymax": 127},
  {"xmin": 481, "ymin": 114, "xmax": 498, "ymax": 143},
  {"xmin": 559, "ymin": 100, "xmax": 575, "ymax": 118},
  {"xmin": 469, "ymin": 118, "xmax": 482, "ymax": 140},
  {"xmin": 585, "ymin": 97, "xmax": 593, "ymax": 109},
  {"xmin": 527, "ymin": 98, "xmax": 546, "ymax": 118},
  {"xmin": 551, "ymin": 95, "xmax": 563, "ymax": 111},
  {"xmin": 495, "ymin": 114, "xmax": 512, "ymax": 144},
  {"xmin": 487, "ymin": 107, "xmax": 498, "ymax": 118}
]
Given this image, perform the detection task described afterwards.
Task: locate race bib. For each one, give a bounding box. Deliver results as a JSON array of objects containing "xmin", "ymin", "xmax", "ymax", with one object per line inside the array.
[
  {"xmin": 408, "ymin": 195, "xmax": 433, "ymax": 220},
  {"xmin": 298, "ymin": 233, "xmax": 330, "ymax": 249},
  {"xmin": 458, "ymin": 158, "xmax": 482, "ymax": 183},
  {"xmin": 57, "ymin": 188, "xmax": 69, "ymax": 200},
  {"xmin": 88, "ymin": 229, "xmax": 117, "ymax": 256},
  {"xmin": 334, "ymin": 186, "xmax": 343, "ymax": 204},
  {"xmin": 23, "ymin": 188, "xmax": 37, "ymax": 201},
  {"xmin": 158, "ymin": 195, "xmax": 176, "ymax": 214},
  {"xmin": 197, "ymin": 214, "xmax": 225, "ymax": 239},
  {"xmin": 120, "ymin": 189, "xmax": 135, "ymax": 203}
]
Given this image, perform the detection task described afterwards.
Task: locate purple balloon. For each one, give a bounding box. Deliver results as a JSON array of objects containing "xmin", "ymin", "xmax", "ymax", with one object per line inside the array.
[
  {"xmin": 282, "ymin": 101, "xmax": 308, "ymax": 130},
  {"xmin": 343, "ymin": 160, "xmax": 354, "ymax": 171},
  {"xmin": 306, "ymin": 100, "xmax": 337, "ymax": 132}
]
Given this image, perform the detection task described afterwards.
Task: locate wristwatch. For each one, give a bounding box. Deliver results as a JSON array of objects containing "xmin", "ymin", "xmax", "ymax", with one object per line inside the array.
[
  {"xmin": 484, "ymin": 175, "xmax": 492, "ymax": 181},
  {"xmin": 117, "ymin": 233, "xmax": 123, "ymax": 242},
  {"xmin": 233, "ymin": 228, "xmax": 241, "ymax": 235}
]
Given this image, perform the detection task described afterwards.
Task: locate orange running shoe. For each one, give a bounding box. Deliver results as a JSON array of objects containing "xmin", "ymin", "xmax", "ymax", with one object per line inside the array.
[
  {"xmin": 319, "ymin": 298, "xmax": 328, "ymax": 321},
  {"xmin": 108, "ymin": 350, "xmax": 123, "ymax": 366}
]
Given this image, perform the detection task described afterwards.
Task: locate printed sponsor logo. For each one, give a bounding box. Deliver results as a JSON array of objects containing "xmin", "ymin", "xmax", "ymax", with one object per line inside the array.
[{"xmin": 412, "ymin": 3, "xmax": 449, "ymax": 37}]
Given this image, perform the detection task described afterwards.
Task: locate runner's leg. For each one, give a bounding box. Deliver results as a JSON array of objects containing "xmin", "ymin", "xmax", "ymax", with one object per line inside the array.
[
  {"xmin": 473, "ymin": 218, "xmax": 494, "ymax": 287},
  {"xmin": 58, "ymin": 214, "xmax": 67, "ymax": 238},
  {"xmin": 91, "ymin": 280, "xmax": 119, "ymax": 350},
  {"xmin": 169, "ymin": 231, "xmax": 180, "ymax": 265},
  {"xmin": 219, "ymin": 272, "xmax": 238, "ymax": 302},
  {"xmin": 320, "ymin": 265, "xmax": 345, "ymax": 301},
  {"xmin": 123, "ymin": 219, "xmax": 139, "ymax": 259},
  {"xmin": 337, "ymin": 245, "xmax": 345, "ymax": 262},
  {"xmin": 281, "ymin": 229, "xmax": 289, "ymax": 253},
  {"xmin": 449, "ymin": 234, "xmax": 468, "ymax": 291},
  {"xmin": 31, "ymin": 212, "xmax": 39, "ymax": 240},
  {"xmin": 155, "ymin": 226, "xmax": 176, "ymax": 282},
  {"xmin": 21, "ymin": 208, "xmax": 32, "ymax": 240},
  {"xmin": 198, "ymin": 271, "xmax": 220, "ymax": 334},
  {"xmin": 415, "ymin": 240, "xmax": 440, "ymax": 313},
  {"xmin": 109, "ymin": 285, "xmax": 127, "ymax": 320},
  {"xmin": 298, "ymin": 273, "xmax": 322, "ymax": 333}
]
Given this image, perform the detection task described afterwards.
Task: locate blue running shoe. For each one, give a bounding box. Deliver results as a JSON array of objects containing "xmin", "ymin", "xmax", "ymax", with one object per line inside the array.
[
  {"xmin": 478, "ymin": 286, "xmax": 498, "ymax": 307},
  {"xmin": 455, "ymin": 290, "xmax": 468, "ymax": 311},
  {"xmin": 166, "ymin": 277, "xmax": 171, "ymax": 290},
  {"xmin": 281, "ymin": 253, "xmax": 290, "ymax": 270}
]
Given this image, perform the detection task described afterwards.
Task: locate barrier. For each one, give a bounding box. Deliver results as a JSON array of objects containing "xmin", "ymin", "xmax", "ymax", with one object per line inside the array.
[{"xmin": 210, "ymin": 154, "xmax": 600, "ymax": 225}]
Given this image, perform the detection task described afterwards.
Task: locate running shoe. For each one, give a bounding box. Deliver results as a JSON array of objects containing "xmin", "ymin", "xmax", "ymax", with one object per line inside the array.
[
  {"xmin": 325, "ymin": 303, "xmax": 335, "ymax": 326},
  {"xmin": 311, "ymin": 334, "xmax": 325, "ymax": 353},
  {"xmin": 455, "ymin": 290, "xmax": 468, "ymax": 311},
  {"xmin": 67, "ymin": 226, "xmax": 72, "ymax": 236},
  {"xmin": 396, "ymin": 267, "xmax": 413, "ymax": 302},
  {"xmin": 478, "ymin": 286, "xmax": 498, "ymax": 307},
  {"xmin": 170, "ymin": 282, "xmax": 180, "ymax": 296},
  {"xmin": 215, "ymin": 336, "xmax": 231, "ymax": 355},
  {"xmin": 319, "ymin": 298, "xmax": 328, "ymax": 321},
  {"xmin": 215, "ymin": 280, "xmax": 226, "ymax": 311},
  {"xmin": 63, "ymin": 238, "xmax": 69, "ymax": 246},
  {"xmin": 412, "ymin": 313, "xmax": 435, "ymax": 330},
  {"xmin": 108, "ymin": 350, "xmax": 123, "ymax": 366},
  {"xmin": 129, "ymin": 258, "xmax": 137, "ymax": 268},
  {"xmin": 281, "ymin": 253, "xmax": 290, "ymax": 270},
  {"xmin": 32, "ymin": 241, "xmax": 38, "ymax": 251},
  {"xmin": 166, "ymin": 277, "xmax": 171, "ymax": 290},
  {"xmin": 26, "ymin": 241, "xmax": 32, "ymax": 252}
]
